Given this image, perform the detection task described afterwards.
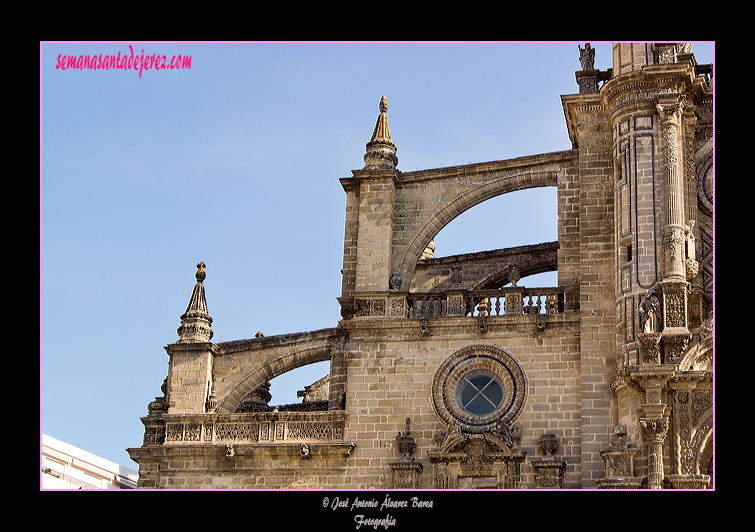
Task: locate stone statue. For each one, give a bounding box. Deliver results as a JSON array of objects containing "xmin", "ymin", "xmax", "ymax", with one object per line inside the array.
[
  {"xmin": 640, "ymin": 291, "xmax": 661, "ymax": 334},
  {"xmin": 684, "ymin": 220, "xmax": 696, "ymax": 261},
  {"xmin": 493, "ymin": 420, "xmax": 514, "ymax": 448},
  {"xmin": 508, "ymin": 264, "xmax": 521, "ymax": 286},
  {"xmin": 579, "ymin": 43, "xmax": 595, "ymax": 70}
]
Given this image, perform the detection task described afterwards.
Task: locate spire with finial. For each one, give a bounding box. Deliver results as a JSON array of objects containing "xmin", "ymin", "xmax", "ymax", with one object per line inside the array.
[
  {"xmin": 363, "ymin": 96, "xmax": 398, "ymax": 170},
  {"xmin": 177, "ymin": 262, "xmax": 213, "ymax": 342}
]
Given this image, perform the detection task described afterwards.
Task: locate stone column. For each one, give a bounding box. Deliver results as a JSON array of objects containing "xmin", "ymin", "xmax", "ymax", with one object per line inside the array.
[
  {"xmin": 621, "ymin": 366, "xmax": 673, "ymax": 489},
  {"xmin": 658, "ymin": 98, "xmax": 687, "ymax": 282},
  {"xmin": 639, "ymin": 370, "xmax": 672, "ymax": 489},
  {"xmin": 640, "ymin": 416, "xmax": 670, "ymax": 489},
  {"xmin": 657, "ymin": 98, "xmax": 691, "ymax": 362}
]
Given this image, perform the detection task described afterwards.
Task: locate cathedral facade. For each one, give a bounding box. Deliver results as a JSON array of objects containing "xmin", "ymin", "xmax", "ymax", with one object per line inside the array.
[{"xmin": 127, "ymin": 43, "xmax": 714, "ymax": 489}]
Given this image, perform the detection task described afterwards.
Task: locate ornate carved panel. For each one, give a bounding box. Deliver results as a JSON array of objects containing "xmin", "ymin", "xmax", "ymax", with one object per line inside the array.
[{"xmin": 428, "ymin": 432, "xmax": 525, "ymax": 489}]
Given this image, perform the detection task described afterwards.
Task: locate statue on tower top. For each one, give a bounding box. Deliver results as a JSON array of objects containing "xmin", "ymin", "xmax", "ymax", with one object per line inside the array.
[{"xmin": 579, "ymin": 43, "xmax": 595, "ymax": 71}]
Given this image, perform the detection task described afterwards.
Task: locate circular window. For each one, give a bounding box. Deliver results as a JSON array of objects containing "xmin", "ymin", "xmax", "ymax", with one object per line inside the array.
[
  {"xmin": 455, "ymin": 369, "xmax": 504, "ymax": 417},
  {"xmin": 432, "ymin": 345, "xmax": 526, "ymax": 432}
]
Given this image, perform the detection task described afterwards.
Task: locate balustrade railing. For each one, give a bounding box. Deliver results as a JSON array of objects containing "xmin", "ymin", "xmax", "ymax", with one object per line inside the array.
[
  {"xmin": 407, "ymin": 287, "xmax": 568, "ymax": 319},
  {"xmin": 343, "ymin": 286, "xmax": 577, "ymax": 320},
  {"xmin": 153, "ymin": 411, "xmax": 349, "ymax": 446}
]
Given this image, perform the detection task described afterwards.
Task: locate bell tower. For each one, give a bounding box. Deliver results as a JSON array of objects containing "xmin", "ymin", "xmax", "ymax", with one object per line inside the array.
[
  {"xmin": 602, "ymin": 42, "xmax": 713, "ymax": 489},
  {"xmin": 603, "ymin": 43, "xmax": 712, "ymax": 368}
]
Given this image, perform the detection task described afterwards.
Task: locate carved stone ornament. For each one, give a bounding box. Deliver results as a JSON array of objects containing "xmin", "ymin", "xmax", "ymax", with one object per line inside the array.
[
  {"xmin": 529, "ymin": 432, "xmax": 566, "ymax": 487},
  {"xmin": 640, "ymin": 417, "xmax": 670, "ymax": 444},
  {"xmin": 664, "ymin": 334, "xmax": 691, "ymax": 364},
  {"xmin": 508, "ymin": 264, "xmax": 521, "ymax": 286},
  {"xmin": 300, "ymin": 443, "xmax": 312, "ymax": 459},
  {"xmin": 579, "ymin": 43, "xmax": 595, "ymax": 70},
  {"xmin": 395, "ymin": 418, "xmax": 417, "ymax": 461},
  {"xmin": 389, "ymin": 460, "xmax": 423, "ymax": 489},
  {"xmin": 685, "ymin": 258, "xmax": 699, "ymax": 281},
  {"xmin": 597, "ymin": 433, "xmax": 642, "ymax": 489},
  {"xmin": 389, "ymin": 272, "xmax": 402, "ymax": 291},
  {"xmin": 177, "ymin": 262, "xmax": 213, "ymax": 342},
  {"xmin": 364, "ymin": 96, "xmax": 398, "ymax": 170},
  {"xmin": 431, "ymin": 345, "xmax": 527, "ymax": 434},
  {"xmin": 147, "ymin": 378, "xmax": 169, "ymax": 416},
  {"xmin": 639, "ymin": 332, "xmax": 662, "ymax": 364},
  {"xmin": 427, "ymin": 430, "xmax": 526, "ymax": 489},
  {"xmin": 205, "ymin": 379, "xmax": 218, "ymax": 413},
  {"xmin": 539, "ymin": 433, "xmax": 559, "ymax": 455}
]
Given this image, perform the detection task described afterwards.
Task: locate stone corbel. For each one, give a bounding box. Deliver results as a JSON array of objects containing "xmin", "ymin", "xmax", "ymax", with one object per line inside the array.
[{"xmin": 638, "ymin": 332, "xmax": 662, "ymax": 364}]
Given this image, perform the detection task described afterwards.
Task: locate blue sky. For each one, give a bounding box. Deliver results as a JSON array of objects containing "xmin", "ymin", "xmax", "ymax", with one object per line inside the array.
[{"xmin": 40, "ymin": 41, "xmax": 713, "ymax": 469}]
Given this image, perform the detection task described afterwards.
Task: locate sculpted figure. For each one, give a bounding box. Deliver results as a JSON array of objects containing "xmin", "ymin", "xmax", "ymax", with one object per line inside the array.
[
  {"xmin": 684, "ymin": 220, "xmax": 696, "ymax": 261},
  {"xmin": 579, "ymin": 43, "xmax": 595, "ymax": 70},
  {"xmin": 640, "ymin": 291, "xmax": 661, "ymax": 333}
]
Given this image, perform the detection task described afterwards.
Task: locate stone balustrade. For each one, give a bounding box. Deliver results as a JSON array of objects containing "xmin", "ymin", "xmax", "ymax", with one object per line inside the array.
[
  {"xmin": 341, "ymin": 286, "xmax": 577, "ymax": 320},
  {"xmin": 145, "ymin": 411, "xmax": 349, "ymax": 446}
]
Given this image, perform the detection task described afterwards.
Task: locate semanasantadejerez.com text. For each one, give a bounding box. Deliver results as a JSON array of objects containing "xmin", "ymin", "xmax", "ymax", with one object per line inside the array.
[{"xmin": 55, "ymin": 45, "xmax": 191, "ymax": 78}]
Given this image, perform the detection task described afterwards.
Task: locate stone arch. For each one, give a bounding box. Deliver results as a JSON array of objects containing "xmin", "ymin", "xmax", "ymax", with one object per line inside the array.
[
  {"xmin": 691, "ymin": 408, "xmax": 713, "ymax": 476},
  {"xmin": 216, "ymin": 344, "xmax": 334, "ymax": 414},
  {"xmin": 699, "ymin": 429, "xmax": 713, "ymax": 478},
  {"xmin": 471, "ymin": 252, "xmax": 558, "ymax": 290},
  {"xmin": 396, "ymin": 171, "xmax": 557, "ymax": 291}
]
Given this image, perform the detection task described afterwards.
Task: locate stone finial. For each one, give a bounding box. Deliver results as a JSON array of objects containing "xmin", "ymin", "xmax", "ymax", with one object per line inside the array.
[
  {"xmin": 363, "ymin": 96, "xmax": 398, "ymax": 170},
  {"xmin": 177, "ymin": 262, "xmax": 213, "ymax": 342},
  {"xmin": 195, "ymin": 261, "xmax": 206, "ymax": 281},
  {"xmin": 395, "ymin": 417, "xmax": 417, "ymax": 461}
]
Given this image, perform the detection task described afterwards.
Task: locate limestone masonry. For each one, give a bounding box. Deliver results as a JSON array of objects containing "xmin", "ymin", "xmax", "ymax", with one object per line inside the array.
[{"xmin": 128, "ymin": 43, "xmax": 714, "ymax": 489}]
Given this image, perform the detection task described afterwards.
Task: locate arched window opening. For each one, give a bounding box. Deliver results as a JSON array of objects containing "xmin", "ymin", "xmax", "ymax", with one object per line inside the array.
[
  {"xmin": 236, "ymin": 360, "xmax": 331, "ymax": 413},
  {"xmin": 417, "ymin": 187, "xmax": 558, "ymax": 289}
]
